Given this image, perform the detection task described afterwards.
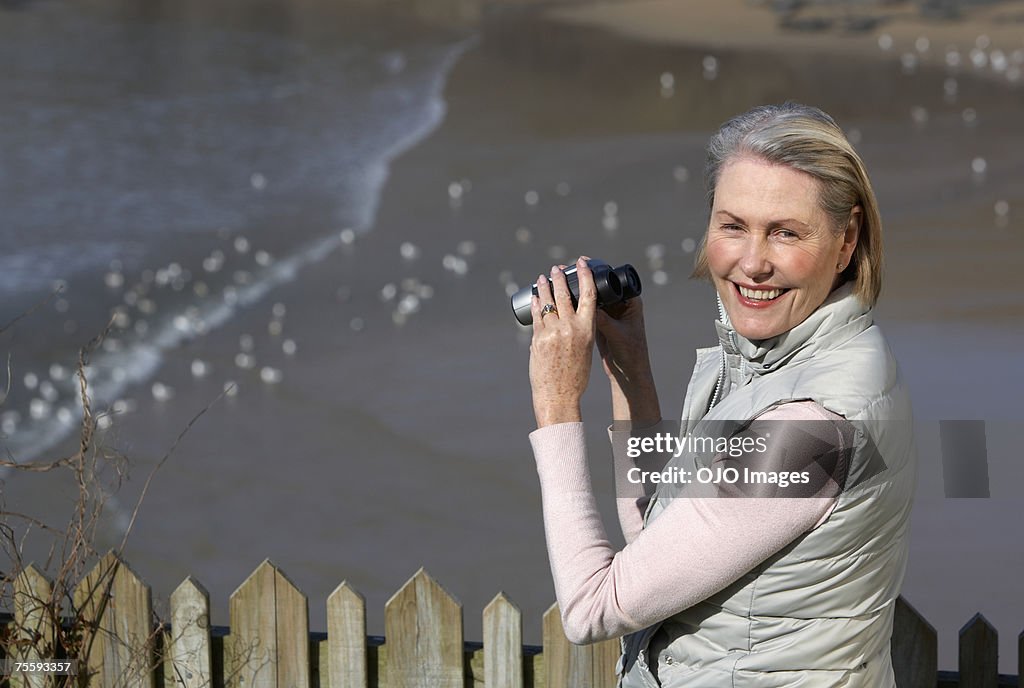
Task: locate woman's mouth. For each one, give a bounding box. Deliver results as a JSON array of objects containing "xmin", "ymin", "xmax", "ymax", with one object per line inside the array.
[{"xmin": 734, "ymin": 283, "xmax": 790, "ymax": 307}]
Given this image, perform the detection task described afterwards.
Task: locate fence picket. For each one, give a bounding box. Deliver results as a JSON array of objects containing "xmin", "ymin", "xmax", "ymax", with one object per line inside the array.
[
  {"xmin": 227, "ymin": 560, "xmax": 310, "ymax": 688},
  {"xmin": 543, "ymin": 603, "xmax": 595, "ymax": 688},
  {"xmin": 541, "ymin": 604, "xmax": 568, "ymax": 688},
  {"xmin": 892, "ymin": 596, "xmax": 937, "ymax": 688},
  {"xmin": 590, "ymin": 637, "xmax": 619, "ymax": 688},
  {"xmin": 483, "ymin": 593, "xmax": 522, "ymax": 688},
  {"xmin": 72, "ymin": 551, "xmax": 155, "ymax": 688},
  {"xmin": 167, "ymin": 577, "xmax": 212, "ymax": 688},
  {"xmin": 959, "ymin": 613, "xmax": 998, "ymax": 688},
  {"xmin": 1018, "ymin": 628, "xmax": 1023, "ymax": 688},
  {"xmin": 327, "ymin": 582, "xmax": 367, "ymax": 688},
  {"xmin": 12, "ymin": 565, "xmax": 53, "ymax": 688},
  {"xmin": 541, "ymin": 604, "xmax": 619, "ymax": 688},
  {"xmin": 383, "ymin": 568, "xmax": 463, "ymax": 688}
]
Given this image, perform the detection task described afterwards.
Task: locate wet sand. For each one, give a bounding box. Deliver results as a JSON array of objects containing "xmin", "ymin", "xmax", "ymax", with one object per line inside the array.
[{"xmin": 5, "ymin": 1, "xmax": 1024, "ymax": 674}]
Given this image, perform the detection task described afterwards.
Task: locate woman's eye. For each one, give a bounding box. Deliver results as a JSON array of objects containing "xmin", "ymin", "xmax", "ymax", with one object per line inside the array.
[
  {"xmin": 774, "ymin": 229, "xmax": 798, "ymax": 239},
  {"xmin": 721, "ymin": 224, "xmax": 743, "ymax": 231}
]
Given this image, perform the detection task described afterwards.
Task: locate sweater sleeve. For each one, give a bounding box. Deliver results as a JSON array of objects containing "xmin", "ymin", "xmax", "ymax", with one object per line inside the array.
[
  {"xmin": 530, "ymin": 402, "xmax": 851, "ymax": 645},
  {"xmin": 608, "ymin": 422, "xmax": 673, "ymax": 544}
]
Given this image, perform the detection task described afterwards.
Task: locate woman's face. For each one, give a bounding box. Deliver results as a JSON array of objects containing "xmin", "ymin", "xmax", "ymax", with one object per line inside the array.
[{"xmin": 705, "ymin": 157, "xmax": 858, "ymax": 341}]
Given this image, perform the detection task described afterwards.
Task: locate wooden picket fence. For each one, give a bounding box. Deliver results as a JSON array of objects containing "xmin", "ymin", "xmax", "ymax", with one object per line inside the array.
[{"xmin": 3, "ymin": 552, "xmax": 1021, "ymax": 687}]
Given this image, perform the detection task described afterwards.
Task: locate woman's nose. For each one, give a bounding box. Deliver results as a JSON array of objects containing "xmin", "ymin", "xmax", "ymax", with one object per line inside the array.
[{"xmin": 738, "ymin": 237, "xmax": 772, "ymax": 277}]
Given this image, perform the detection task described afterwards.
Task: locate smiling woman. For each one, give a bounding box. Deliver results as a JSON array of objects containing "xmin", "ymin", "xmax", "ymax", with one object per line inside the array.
[
  {"xmin": 525, "ymin": 103, "xmax": 916, "ymax": 687},
  {"xmin": 703, "ymin": 158, "xmax": 860, "ymax": 340},
  {"xmin": 694, "ymin": 102, "xmax": 884, "ymax": 320}
]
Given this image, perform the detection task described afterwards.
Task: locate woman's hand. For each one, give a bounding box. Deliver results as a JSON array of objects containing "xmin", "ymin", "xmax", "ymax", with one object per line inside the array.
[
  {"xmin": 595, "ymin": 292, "xmax": 661, "ymax": 424},
  {"xmin": 595, "ymin": 299, "xmax": 651, "ymax": 386},
  {"xmin": 529, "ymin": 258, "xmax": 598, "ymax": 428}
]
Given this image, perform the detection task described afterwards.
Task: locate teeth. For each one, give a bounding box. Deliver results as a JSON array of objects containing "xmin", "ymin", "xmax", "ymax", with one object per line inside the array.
[{"xmin": 738, "ymin": 285, "xmax": 783, "ymax": 301}]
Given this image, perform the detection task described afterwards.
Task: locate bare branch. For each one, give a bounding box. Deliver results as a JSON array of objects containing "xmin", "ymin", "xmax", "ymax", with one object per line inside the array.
[
  {"xmin": 0, "ymin": 455, "xmax": 78, "ymax": 472},
  {"xmin": 117, "ymin": 384, "xmax": 229, "ymax": 554},
  {"xmin": 3, "ymin": 351, "xmax": 12, "ymax": 400},
  {"xmin": 2, "ymin": 289, "xmax": 226, "ymax": 688},
  {"xmin": 0, "ymin": 285, "xmax": 63, "ymax": 336}
]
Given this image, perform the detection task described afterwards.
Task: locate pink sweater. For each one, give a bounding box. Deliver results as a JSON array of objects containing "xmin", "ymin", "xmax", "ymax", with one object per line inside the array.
[{"xmin": 529, "ymin": 402, "xmax": 847, "ymax": 645}]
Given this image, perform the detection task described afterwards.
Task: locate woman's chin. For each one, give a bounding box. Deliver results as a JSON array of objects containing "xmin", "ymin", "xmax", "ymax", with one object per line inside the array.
[{"xmin": 732, "ymin": 319, "xmax": 786, "ymax": 341}]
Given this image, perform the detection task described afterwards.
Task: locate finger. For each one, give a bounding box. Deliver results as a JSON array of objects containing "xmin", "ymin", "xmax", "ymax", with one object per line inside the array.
[
  {"xmin": 574, "ymin": 256, "xmax": 598, "ymax": 321},
  {"xmin": 530, "ymin": 292, "xmax": 545, "ymax": 332},
  {"xmin": 535, "ymin": 274, "xmax": 556, "ymax": 321},
  {"xmin": 549, "ymin": 264, "xmax": 575, "ymax": 319}
]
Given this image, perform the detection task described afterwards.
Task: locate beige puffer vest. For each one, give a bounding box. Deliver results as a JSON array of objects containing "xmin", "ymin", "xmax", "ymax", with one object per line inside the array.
[{"xmin": 618, "ymin": 284, "xmax": 917, "ymax": 687}]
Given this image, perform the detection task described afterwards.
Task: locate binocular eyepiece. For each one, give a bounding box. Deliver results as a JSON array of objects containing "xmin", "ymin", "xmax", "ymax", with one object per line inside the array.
[{"xmin": 511, "ymin": 259, "xmax": 642, "ymax": 326}]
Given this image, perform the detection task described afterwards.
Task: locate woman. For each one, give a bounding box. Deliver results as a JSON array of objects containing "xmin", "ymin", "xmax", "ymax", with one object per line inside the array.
[{"xmin": 526, "ymin": 102, "xmax": 916, "ymax": 687}]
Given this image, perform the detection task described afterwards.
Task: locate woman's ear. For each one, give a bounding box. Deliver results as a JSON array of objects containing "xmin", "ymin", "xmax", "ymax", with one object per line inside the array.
[{"xmin": 840, "ymin": 206, "xmax": 862, "ymax": 268}]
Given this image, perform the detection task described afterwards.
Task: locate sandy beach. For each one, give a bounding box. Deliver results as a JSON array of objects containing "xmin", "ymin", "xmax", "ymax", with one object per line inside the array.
[
  {"xmin": 547, "ymin": 0, "xmax": 1024, "ymax": 70},
  {"xmin": 3, "ymin": 0, "xmax": 1023, "ymax": 675}
]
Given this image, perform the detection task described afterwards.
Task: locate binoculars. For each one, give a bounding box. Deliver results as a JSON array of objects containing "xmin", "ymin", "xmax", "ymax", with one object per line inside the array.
[{"xmin": 511, "ymin": 259, "xmax": 642, "ymax": 326}]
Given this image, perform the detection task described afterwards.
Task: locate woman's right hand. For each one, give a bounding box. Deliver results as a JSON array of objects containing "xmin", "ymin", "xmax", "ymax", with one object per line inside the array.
[{"xmin": 595, "ymin": 295, "xmax": 661, "ymax": 423}]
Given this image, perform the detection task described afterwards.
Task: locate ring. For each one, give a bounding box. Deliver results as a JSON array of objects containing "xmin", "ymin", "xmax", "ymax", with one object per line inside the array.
[{"xmin": 541, "ymin": 303, "xmax": 558, "ymax": 317}]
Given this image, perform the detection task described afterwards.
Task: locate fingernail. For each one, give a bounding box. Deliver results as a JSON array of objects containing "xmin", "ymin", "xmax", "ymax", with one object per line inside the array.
[
  {"xmin": 538, "ymin": 274, "xmax": 546, "ymax": 284},
  {"xmin": 550, "ymin": 265, "xmax": 559, "ymax": 276},
  {"xmin": 577, "ymin": 256, "xmax": 586, "ymax": 266}
]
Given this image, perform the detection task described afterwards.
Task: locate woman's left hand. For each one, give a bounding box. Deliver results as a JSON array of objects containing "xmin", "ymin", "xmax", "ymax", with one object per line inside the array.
[{"xmin": 529, "ymin": 257, "xmax": 598, "ymax": 428}]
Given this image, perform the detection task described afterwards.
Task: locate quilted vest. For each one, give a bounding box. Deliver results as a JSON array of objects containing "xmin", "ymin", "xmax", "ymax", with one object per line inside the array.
[{"xmin": 619, "ymin": 283, "xmax": 917, "ymax": 688}]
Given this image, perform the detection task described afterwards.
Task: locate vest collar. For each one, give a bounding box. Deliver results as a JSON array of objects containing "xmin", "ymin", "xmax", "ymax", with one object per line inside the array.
[{"xmin": 714, "ymin": 282, "xmax": 871, "ymax": 376}]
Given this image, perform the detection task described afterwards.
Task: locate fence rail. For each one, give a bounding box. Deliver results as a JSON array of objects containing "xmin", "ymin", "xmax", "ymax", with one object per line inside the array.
[{"xmin": 1, "ymin": 552, "xmax": 1020, "ymax": 687}]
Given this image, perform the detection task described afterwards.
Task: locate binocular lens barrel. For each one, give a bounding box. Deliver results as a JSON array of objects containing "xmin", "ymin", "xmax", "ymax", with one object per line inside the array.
[{"xmin": 511, "ymin": 259, "xmax": 642, "ymax": 326}]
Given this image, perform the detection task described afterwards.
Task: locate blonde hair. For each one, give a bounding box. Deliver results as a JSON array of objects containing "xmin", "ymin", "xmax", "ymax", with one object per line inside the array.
[{"xmin": 692, "ymin": 103, "xmax": 883, "ymax": 306}]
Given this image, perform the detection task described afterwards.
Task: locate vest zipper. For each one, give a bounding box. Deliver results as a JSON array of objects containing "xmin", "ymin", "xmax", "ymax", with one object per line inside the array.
[{"xmin": 710, "ymin": 296, "xmax": 728, "ymax": 409}]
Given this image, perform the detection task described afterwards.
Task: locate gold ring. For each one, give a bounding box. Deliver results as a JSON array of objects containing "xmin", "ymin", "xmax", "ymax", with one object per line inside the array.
[{"xmin": 541, "ymin": 303, "xmax": 558, "ymax": 317}]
